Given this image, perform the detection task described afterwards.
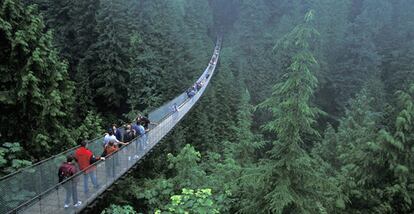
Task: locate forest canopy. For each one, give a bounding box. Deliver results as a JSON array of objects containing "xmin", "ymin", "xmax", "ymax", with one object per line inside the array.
[{"xmin": 1, "ymin": 0, "xmax": 414, "ymax": 213}]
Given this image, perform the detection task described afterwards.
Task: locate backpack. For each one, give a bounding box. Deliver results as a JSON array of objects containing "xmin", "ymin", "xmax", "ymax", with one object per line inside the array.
[{"xmin": 58, "ymin": 164, "xmax": 72, "ymax": 182}]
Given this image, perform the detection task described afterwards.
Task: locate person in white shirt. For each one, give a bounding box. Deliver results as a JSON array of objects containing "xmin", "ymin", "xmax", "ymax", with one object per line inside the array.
[{"xmin": 103, "ymin": 128, "xmax": 126, "ymax": 147}]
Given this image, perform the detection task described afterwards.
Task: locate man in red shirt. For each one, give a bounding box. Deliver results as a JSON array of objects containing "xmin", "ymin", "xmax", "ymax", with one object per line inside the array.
[{"xmin": 74, "ymin": 140, "xmax": 99, "ymax": 194}]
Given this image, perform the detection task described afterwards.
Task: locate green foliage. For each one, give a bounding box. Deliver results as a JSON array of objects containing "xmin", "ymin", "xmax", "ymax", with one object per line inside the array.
[
  {"xmin": 127, "ymin": 32, "xmax": 163, "ymax": 112},
  {"xmin": 0, "ymin": 0, "xmax": 75, "ymax": 158},
  {"xmin": 78, "ymin": 0, "xmax": 130, "ymax": 115},
  {"xmin": 128, "ymin": 144, "xmax": 206, "ymax": 211},
  {"xmin": 317, "ymin": 89, "xmax": 380, "ymax": 169},
  {"xmin": 101, "ymin": 204, "xmax": 137, "ymax": 214},
  {"xmin": 125, "ymin": 143, "xmax": 239, "ymax": 213},
  {"xmin": 3, "ymin": 0, "xmax": 414, "ymax": 213},
  {"xmin": 248, "ymin": 10, "xmax": 339, "ymax": 213},
  {"xmin": 373, "ymin": 84, "xmax": 414, "ymax": 213},
  {"xmin": 73, "ymin": 111, "xmax": 104, "ymax": 142},
  {"xmin": 156, "ymin": 188, "xmax": 219, "ymax": 214},
  {"xmin": 229, "ymin": 88, "xmax": 264, "ymax": 164},
  {"xmin": 166, "ymin": 145, "xmax": 206, "ymax": 188},
  {"xmin": 0, "ymin": 143, "xmax": 31, "ymax": 176},
  {"xmin": 318, "ymin": 84, "xmax": 414, "ymax": 213}
]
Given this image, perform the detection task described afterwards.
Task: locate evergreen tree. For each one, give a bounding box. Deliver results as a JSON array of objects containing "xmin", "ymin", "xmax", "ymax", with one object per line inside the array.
[
  {"xmin": 127, "ymin": 33, "xmax": 163, "ymax": 112},
  {"xmin": 182, "ymin": 0, "xmax": 212, "ymax": 64},
  {"xmin": 0, "ymin": 0, "xmax": 75, "ymax": 157},
  {"xmin": 24, "ymin": 0, "xmax": 100, "ymax": 77},
  {"xmin": 339, "ymin": 84, "xmax": 414, "ymax": 213},
  {"xmin": 231, "ymin": 88, "xmax": 259, "ymax": 164},
  {"xmin": 246, "ymin": 10, "xmax": 338, "ymax": 213},
  {"xmin": 0, "ymin": 142, "xmax": 31, "ymax": 176},
  {"xmin": 126, "ymin": 0, "xmax": 200, "ymax": 113},
  {"xmin": 78, "ymin": 0, "xmax": 130, "ymax": 116},
  {"xmin": 314, "ymin": 80, "xmax": 414, "ymax": 213},
  {"xmin": 317, "ymin": 89, "xmax": 380, "ymax": 170},
  {"xmin": 27, "ymin": 0, "xmax": 101, "ymax": 118},
  {"xmin": 331, "ymin": 0, "xmax": 391, "ymax": 108},
  {"xmin": 231, "ymin": 0, "xmax": 275, "ymax": 104},
  {"xmin": 5, "ymin": 1, "xmax": 414, "ymax": 213}
]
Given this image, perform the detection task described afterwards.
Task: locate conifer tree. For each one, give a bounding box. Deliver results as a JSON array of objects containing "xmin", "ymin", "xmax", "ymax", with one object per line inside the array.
[
  {"xmin": 182, "ymin": 0, "xmax": 212, "ymax": 63},
  {"xmin": 247, "ymin": 10, "xmax": 338, "ymax": 213},
  {"xmin": 78, "ymin": 0, "xmax": 130, "ymax": 115},
  {"xmin": 332, "ymin": 0, "xmax": 392, "ymax": 108},
  {"xmin": 232, "ymin": 89, "xmax": 256, "ymax": 164},
  {"xmin": 316, "ymin": 89, "xmax": 380, "ymax": 170},
  {"xmin": 339, "ymin": 84, "xmax": 414, "ymax": 213},
  {"xmin": 25, "ymin": 0, "xmax": 100, "ymax": 77},
  {"xmin": 231, "ymin": 0, "xmax": 274, "ymax": 104},
  {"xmin": 127, "ymin": 33, "xmax": 162, "ymax": 112},
  {"xmin": 126, "ymin": 0, "xmax": 192, "ymax": 112},
  {"xmin": 27, "ymin": 0, "xmax": 101, "ymax": 118},
  {"xmin": 0, "ymin": 0, "xmax": 75, "ymax": 157}
]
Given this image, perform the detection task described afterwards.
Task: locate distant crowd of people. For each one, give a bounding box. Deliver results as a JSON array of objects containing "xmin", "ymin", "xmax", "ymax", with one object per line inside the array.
[
  {"xmin": 186, "ymin": 81, "xmax": 204, "ymax": 98},
  {"xmin": 185, "ymin": 46, "xmax": 219, "ymax": 100},
  {"xmin": 58, "ymin": 44, "xmax": 220, "ymax": 209},
  {"xmin": 58, "ymin": 114, "xmax": 155, "ymax": 208}
]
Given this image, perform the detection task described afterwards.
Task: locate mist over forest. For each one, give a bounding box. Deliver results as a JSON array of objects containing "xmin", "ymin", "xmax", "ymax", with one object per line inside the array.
[{"xmin": 1, "ymin": 0, "xmax": 414, "ymax": 213}]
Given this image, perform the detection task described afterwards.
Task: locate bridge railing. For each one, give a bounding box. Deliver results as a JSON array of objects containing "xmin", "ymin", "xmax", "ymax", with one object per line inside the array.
[
  {"xmin": 1, "ymin": 39, "xmax": 221, "ymax": 214},
  {"xmin": 148, "ymin": 93, "xmax": 187, "ymax": 123},
  {"xmin": 149, "ymin": 43, "xmax": 220, "ymax": 124},
  {"xmin": 0, "ymin": 137, "xmax": 105, "ymax": 214}
]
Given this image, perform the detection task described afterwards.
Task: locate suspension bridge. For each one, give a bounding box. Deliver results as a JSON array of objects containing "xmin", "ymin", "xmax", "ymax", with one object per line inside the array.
[{"xmin": 0, "ymin": 38, "xmax": 222, "ymax": 214}]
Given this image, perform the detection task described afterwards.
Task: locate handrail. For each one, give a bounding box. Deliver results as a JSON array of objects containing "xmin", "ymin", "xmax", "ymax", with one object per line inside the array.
[{"xmin": 11, "ymin": 142, "xmax": 115, "ymax": 212}]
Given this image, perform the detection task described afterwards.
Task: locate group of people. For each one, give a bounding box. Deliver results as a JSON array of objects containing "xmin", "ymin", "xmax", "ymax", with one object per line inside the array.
[
  {"xmin": 186, "ymin": 81, "xmax": 204, "ymax": 98},
  {"xmin": 186, "ymin": 47, "xmax": 219, "ymax": 99},
  {"xmin": 58, "ymin": 114, "xmax": 155, "ymax": 209},
  {"xmin": 197, "ymin": 46, "xmax": 220, "ymax": 97}
]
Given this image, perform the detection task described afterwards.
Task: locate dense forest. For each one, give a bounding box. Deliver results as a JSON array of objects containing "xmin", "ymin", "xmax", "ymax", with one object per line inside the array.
[{"xmin": 1, "ymin": 0, "xmax": 414, "ymax": 213}]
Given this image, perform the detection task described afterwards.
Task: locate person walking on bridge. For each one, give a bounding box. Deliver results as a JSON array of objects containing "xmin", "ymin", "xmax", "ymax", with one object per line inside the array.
[
  {"xmin": 123, "ymin": 124, "xmax": 137, "ymax": 143},
  {"xmin": 104, "ymin": 128, "xmax": 127, "ymax": 148},
  {"xmin": 58, "ymin": 155, "xmax": 82, "ymax": 208},
  {"xmin": 102, "ymin": 141, "xmax": 118, "ymax": 178},
  {"xmin": 136, "ymin": 114, "xmax": 157, "ymax": 131},
  {"xmin": 74, "ymin": 140, "xmax": 101, "ymax": 194},
  {"xmin": 112, "ymin": 124, "xmax": 123, "ymax": 142},
  {"xmin": 132, "ymin": 122, "xmax": 146, "ymax": 159}
]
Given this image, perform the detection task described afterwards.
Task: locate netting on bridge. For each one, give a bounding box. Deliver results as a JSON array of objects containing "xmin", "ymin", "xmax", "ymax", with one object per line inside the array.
[{"xmin": 0, "ymin": 39, "xmax": 221, "ymax": 214}]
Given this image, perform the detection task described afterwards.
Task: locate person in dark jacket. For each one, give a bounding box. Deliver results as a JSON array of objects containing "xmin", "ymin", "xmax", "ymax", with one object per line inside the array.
[
  {"xmin": 112, "ymin": 124, "xmax": 123, "ymax": 141},
  {"xmin": 123, "ymin": 124, "xmax": 136, "ymax": 143},
  {"xmin": 59, "ymin": 155, "xmax": 82, "ymax": 208},
  {"xmin": 186, "ymin": 87, "xmax": 196, "ymax": 98},
  {"xmin": 136, "ymin": 114, "xmax": 156, "ymax": 131}
]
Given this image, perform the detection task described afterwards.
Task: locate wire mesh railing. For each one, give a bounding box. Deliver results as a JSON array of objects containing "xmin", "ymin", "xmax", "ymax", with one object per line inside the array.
[
  {"xmin": 1, "ymin": 39, "xmax": 221, "ymax": 214},
  {"xmin": 148, "ymin": 93, "xmax": 188, "ymax": 123}
]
